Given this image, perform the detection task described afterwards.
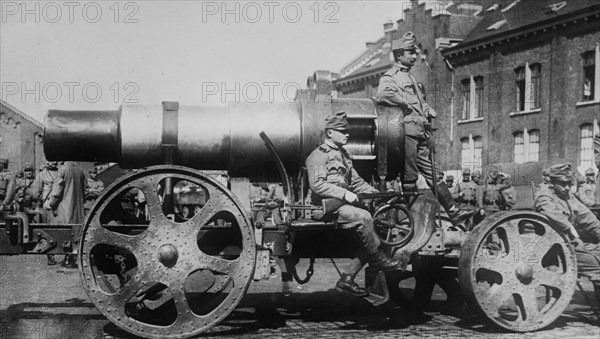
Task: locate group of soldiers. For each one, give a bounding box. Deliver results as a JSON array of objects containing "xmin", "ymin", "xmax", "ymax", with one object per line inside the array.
[
  {"xmin": 0, "ymin": 159, "xmax": 105, "ymax": 266},
  {"xmin": 305, "ymin": 29, "xmax": 600, "ymax": 311},
  {"xmin": 445, "ymin": 168, "xmax": 517, "ymax": 215}
]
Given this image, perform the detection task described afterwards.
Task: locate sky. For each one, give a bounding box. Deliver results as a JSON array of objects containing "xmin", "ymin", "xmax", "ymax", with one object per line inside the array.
[{"xmin": 1, "ymin": 0, "xmax": 410, "ymax": 122}]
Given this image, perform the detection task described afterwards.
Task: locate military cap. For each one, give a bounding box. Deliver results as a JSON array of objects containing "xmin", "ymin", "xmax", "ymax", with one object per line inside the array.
[
  {"xmin": 472, "ymin": 169, "xmax": 481, "ymax": 177},
  {"xmin": 549, "ymin": 163, "xmax": 574, "ymax": 181},
  {"xmin": 498, "ymin": 172, "xmax": 510, "ymax": 180},
  {"xmin": 23, "ymin": 163, "xmax": 34, "ymax": 171},
  {"xmin": 585, "ymin": 167, "xmax": 595, "ymax": 176},
  {"xmin": 542, "ymin": 169, "xmax": 550, "ymax": 176},
  {"xmin": 488, "ymin": 170, "xmax": 499, "ymax": 179},
  {"xmin": 446, "ymin": 175, "xmax": 454, "ymax": 181},
  {"xmin": 0, "ymin": 158, "xmax": 8, "ymax": 166},
  {"xmin": 391, "ymin": 31, "xmax": 417, "ymax": 51},
  {"xmin": 325, "ymin": 111, "xmax": 350, "ymax": 131},
  {"xmin": 462, "ymin": 168, "xmax": 471, "ymax": 175}
]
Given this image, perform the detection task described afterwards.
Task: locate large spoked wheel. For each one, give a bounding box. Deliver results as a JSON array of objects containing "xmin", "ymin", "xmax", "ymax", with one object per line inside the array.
[
  {"xmin": 459, "ymin": 211, "xmax": 577, "ymax": 332},
  {"xmin": 373, "ymin": 204, "xmax": 414, "ymax": 247},
  {"xmin": 79, "ymin": 166, "xmax": 256, "ymax": 339}
]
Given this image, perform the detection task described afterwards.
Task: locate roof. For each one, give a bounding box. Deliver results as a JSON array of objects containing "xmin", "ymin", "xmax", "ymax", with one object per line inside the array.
[
  {"xmin": 0, "ymin": 100, "xmax": 43, "ymax": 129},
  {"xmin": 457, "ymin": 0, "xmax": 599, "ymax": 46}
]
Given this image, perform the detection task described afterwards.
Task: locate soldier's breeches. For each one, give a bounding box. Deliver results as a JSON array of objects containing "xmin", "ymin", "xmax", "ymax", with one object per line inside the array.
[
  {"xmin": 404, "ymin": 136, "xmax": 442, "ymax": 186},
  {"xmin": 575, "ymin": 243, "xmax": 600, "ymax": 285},
  {"xmin": 337, "ymin": 205, "xmax": 380, "ymax": 254}
]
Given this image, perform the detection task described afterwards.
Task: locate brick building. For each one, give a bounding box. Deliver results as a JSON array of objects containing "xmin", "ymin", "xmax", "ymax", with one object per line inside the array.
[
  {"xmin": 323, "ymin": 0, "xmax": 599, "ymax": 181},
  {"xmin": 442, "ymin": 0, "xmax": 600, "ymax": 177},
  {"xmin": 0, "ymin": 100, "xmax": 45, "ymax": 174}
]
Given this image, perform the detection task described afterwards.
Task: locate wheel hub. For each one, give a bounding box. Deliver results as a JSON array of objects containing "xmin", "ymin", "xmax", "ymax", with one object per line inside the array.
[
  {"xmin": 515, "ymin": 263, "xmax": 533, "ymax": 282},
  {"xmin": 158, "ymin": 243, "xmax": 178, "ymax": 267}
]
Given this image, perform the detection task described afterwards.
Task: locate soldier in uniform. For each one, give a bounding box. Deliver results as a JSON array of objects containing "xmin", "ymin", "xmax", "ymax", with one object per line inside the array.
[
  {"xmin": 0, "ymin": 158, "xmax": 16, "ymax": 212},
  {"xmin": 497, "ymin": 173, "xmax": 517, "ymax": 210},
  {"xmin": 456, "ymin": 168, "xmax": 478, "ymax": 209},
  {"xmin": 578, "ymin": 168, "xmax": 597, "ymax": 207},
  {"xmin": 306, "ymin": 111, "xmax": 399, "ymax": 297},
  {"xmin": 15, "ymin": 163, "xmax": 37, "ymax": 212},
  {"xmin": 85, "ymin": 168, "xmax": 105, "ymax": 211},
  {"xmin": 534, "ymin": 163, "xmax": 600, "ymax": 302},
  {"xmin": 376, "ymin": 31, "xmax": 473, "ymax": 226},
  {"xmin": 33, "ymin": 162, "xmax": 59, "ymax": 223},
  {"xmin": 477, "ymin": 170, "xmax": 503, "ymax": 215},
  {"xmin": 472, "ymin": 169, "xmax": 483, "ymax": 186},
  {"xmin": 445, "ymin": 175, "xmax": 459, "ymax": 201}
]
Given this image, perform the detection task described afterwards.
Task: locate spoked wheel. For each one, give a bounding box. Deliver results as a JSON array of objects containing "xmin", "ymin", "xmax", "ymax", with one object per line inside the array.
[
  {"xmin": 373, "ymin": 204, "xmax": 414, "ymax": 247},
  {"xmin": 459, "ymin": 211, "xmax": 577, "ymax": 332},
  {"xmin": 79, "ymin": 166, "xmax": 256, "ymax": 339}
]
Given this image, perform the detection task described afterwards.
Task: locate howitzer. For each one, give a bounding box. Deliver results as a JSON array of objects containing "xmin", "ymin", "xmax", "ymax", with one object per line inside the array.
[{"xmin": 1, "ymin": 85, "xmax": 580, "ymax": 337}]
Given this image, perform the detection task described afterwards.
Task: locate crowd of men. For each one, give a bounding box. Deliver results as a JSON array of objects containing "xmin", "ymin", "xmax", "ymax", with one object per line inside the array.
[{"xmin": 0, "ymin": 159, "xmax": 105, "ymax": 266}]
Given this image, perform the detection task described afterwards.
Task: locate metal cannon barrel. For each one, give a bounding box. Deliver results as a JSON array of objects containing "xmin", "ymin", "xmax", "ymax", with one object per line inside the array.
[{"xmin": 44, "ymin": 89, "xmax": 404, "ymax": 180}]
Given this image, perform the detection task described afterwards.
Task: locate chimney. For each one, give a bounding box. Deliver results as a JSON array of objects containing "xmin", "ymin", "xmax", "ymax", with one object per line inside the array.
[{"xmin": 383, "ymin": 19, "xmax": 396, "ymax": 51}]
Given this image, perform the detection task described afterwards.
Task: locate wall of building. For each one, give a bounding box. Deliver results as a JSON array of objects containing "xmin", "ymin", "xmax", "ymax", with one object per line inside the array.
[
  {"xmin": 0, "ymin": 101, "xmax": 45, "ymax": 174},
  {"xmin": 443, "ymin": 23, "xmax": 600, "ymax": 176}
]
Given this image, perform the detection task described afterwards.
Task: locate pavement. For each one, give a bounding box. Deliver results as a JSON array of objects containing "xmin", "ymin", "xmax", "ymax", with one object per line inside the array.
[{"xmin": 1, "ymin": 256, "xmax": 599, "ymax": 339}]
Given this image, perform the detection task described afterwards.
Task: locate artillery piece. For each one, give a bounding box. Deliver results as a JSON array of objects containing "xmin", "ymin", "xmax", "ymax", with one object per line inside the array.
[{"xmin": 0, "ymin": 85, "xmax": 578, "ymax": 337}]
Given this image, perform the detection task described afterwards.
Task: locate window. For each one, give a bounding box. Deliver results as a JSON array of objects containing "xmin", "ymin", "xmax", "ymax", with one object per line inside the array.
[
  {"xmin": 461, "ymin": 138, "xmax": 470, "ymax": 167},
  {"xmin": 460, "ymin": 75, "xmax": 484, "ymax": 121},
  {"xmin": 528, "ymin": 130, "xmax": 540, "ymax": 162},
  {"xmin": 530, "ymin": 64, "xmax": 541, "ymax": 109},
  {"xmin": 513, "ymin": 132, "xmax": 525, "ymax": 163},
  {"xmin": 513, "ymin": 128, "xmax": 539, "ymax": 163},
  {"xmin": 580, "ymin": 124, "xmax": 594, "ymax": 169},
  {"xmin": 581, "ymin": 45, "xmax": 600, "ymax": 103},
  {"xmin": 474, "ymin": 76, "xmax": 484, "ymax": 118},
  {"xmin": 461, "ymin": 135, "xmax": 483, "ymax": 169},
  {"xmin": 461, "ymin": 79, "xmax": 470, "ymax": 120},
  {"xmin": 515, "ymin": 67, "xmax": 526, "ymax": 111},
  {"xmin": 514, "ymin": 62, "xmax": 541, "ymax": 112}
]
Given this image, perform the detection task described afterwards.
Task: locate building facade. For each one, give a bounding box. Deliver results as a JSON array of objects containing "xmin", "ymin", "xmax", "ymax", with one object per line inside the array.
[
  {"xmin": 442, "ymin": 0, "xmax": 600, "ymax": 177},
  {"xmin": 325, "ymin": 0, "xmax": 599, "ymax": 181},
  {"xmin": 0, "ymin": 100, "xmax": 45, "ymax": 174}
]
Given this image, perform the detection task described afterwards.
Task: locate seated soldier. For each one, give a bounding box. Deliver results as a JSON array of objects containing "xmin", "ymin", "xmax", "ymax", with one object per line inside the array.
[
  {"xmin": 306, "ymin": 111, "xmax": 400, "ymax": 297},
  {"xmin": 534, "ymin": 163, "xmax": 600, "ymax": 302}
]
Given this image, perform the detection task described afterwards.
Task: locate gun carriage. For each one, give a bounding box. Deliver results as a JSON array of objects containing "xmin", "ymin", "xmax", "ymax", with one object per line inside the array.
[{"xmin": 0, "ymin": 85, "xmax": 578, "ymax": 338}]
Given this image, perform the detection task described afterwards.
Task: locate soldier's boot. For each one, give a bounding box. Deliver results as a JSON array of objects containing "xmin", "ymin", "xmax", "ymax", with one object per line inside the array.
[
  {"xmin": 368, "ymin": 251, "xmax": 400, "ymax": 272},
  {"xmin": 436, "ymin": 183, "xmax": 477, "ymax": 226},
  {"xmin": 336, "ymin": 273, "xmax": 369, "ymax": 297}
]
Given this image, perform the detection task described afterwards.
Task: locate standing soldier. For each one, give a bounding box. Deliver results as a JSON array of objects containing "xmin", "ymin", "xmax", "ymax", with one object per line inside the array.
[
  {"xmin": 48, "ymin": 161, "xmax": 86, "ymax": 268},
  {"xmin": 0, "ymin": 158, "xmax": 16, "ymax": 212},
  {"xmin": 85, "ymin": 168, "xmax": 105, "ymax": 210},
  {"xmin": 376, "ymin": 31, "xmax": 474, "ymax": 226},
  {"xmin": 15, "ymin": 163, "xmax": 37, "ymax": 213},
  {"xmin": 306, "ymin": 111, "xmax": 400, "ymax": 297},
  {"xmin": 445, "ymin": 175, "xmax": 459, "ymax": 201},
  {"xmin": 456, "ymin": 168, "xmax": 478, "ymax": 209},
  {"xmin": 471, "ymin": 169, "xmax": 483, "ymax": 186},
  {"xmin": 34, "ymin": 162, "xmax": 59, "ymax": 223},
  {"xmin": 477, "ymin": 170, "xmax": 503, "ymax": 215}
]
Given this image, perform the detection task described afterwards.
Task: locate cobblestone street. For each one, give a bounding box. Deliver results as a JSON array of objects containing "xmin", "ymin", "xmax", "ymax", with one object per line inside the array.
[{"xmin": 1, "ymin": 256, "xmax": 598, "ymax": 339}]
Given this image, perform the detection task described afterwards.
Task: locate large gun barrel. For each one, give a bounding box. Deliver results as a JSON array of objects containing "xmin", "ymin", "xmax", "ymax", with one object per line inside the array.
[{"xmin": 44, "ymin": 89, "xmax": 404, "ymax": 180}]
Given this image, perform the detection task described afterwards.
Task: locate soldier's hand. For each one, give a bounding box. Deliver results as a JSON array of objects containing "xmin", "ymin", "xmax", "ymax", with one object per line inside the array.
[{"xmin": 343, "ymin": 191, "xmax": 358, "ymax": 204}]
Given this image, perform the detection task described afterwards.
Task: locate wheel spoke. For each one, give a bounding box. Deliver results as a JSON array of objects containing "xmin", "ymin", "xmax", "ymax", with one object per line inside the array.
[
  {"xmin": 531, "ymin": 232, "xmax": 563, "ymax": 259},
  {"xmin": 481, "ymin": 284, "xmax": 512, "ymax": 316},
  {"xmin": 472, "ymin": 251, "xmax": 502, "ymax": 273},
  {"xmin": 517, "ymin": 287, "xmax": 540, "ymax": 322},
  {"xmin": 92, "ymin": 227, "xmax": 141, "ymax": 253},
  {"xmin": 535, "ymin": 268, "xmax": 566, "ymax": 290},
  {"xmin": 105, "ymin": 273, "xmax": 146, "ymax": 307},
  {"xmin": 187, "ymin": 203, "xmax": 218, "ymax": 228},
  {"xmin": 501, "ymin": 220, "xmax": 522, "ymax": 251}
]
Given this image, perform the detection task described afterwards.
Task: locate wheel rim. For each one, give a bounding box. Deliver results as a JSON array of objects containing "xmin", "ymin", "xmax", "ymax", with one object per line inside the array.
[
  {"xmin": 79, "ymin": 166, "xmax": 256, "ymax": 339},
  {"xmin": 373, "ymin": 204, "xmax": 414, "ymax": 247},
  {"xmin": 459, "ymin": 211, "xmax": 577, "ymax": 331}
]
